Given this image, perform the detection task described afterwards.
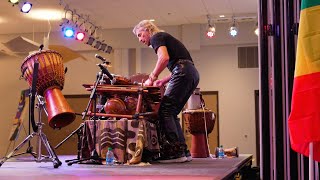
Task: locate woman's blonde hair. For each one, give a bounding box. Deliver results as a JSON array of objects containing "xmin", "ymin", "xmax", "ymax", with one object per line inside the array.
[{"xmin": 132, "ymin": 20, "xmax": 164, "ymax": 36}]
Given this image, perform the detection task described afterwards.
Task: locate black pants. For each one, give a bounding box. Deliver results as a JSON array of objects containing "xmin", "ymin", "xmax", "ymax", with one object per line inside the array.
[{"xmin": 158, "ymin": 60, "xmax": 199, "ymax": 149}]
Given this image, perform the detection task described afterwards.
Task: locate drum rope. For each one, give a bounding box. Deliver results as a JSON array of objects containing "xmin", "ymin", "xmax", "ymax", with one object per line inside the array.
[{"xmin": 200, "ymin": 97, "xmax": 214, "ymax": 159}]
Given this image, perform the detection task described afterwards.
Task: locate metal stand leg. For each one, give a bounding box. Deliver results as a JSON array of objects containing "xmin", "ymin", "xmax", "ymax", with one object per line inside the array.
[
  {"xmin": 9, "ymin": 90, "xmax": 37, "ymax": 159},
  {"xmin": 0, "ymin": 122, "xmax": 62, "ymax": 168},
  {"xmin": 55, "ymin": 123, "xmax": 85, "ymax": 163},
  {"xmin": 0, "ymin": 132, "xmax": 36, "ymax": 167},
  {"xmin": 65, "ymin": 121, "xmax": 102, "ymax": 166},
  {"xmin": 0, "ymin": 96, "xmax": 62, "ymax": 168},
  {"xmin": 10, "ymin": 145, "xmax": 37, "ymax": 158}
]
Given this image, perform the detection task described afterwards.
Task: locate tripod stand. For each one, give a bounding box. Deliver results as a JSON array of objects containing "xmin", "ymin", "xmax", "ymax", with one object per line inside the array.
[
  {"xmin": 0, "ymin": 95, "xmax": 62, "ymax": 168},
  {"xmin": 6, "ymin": 89, "xmax": 37, "ymax": 159},
  {"xmin": 66, "ymin": 70, "xmax": 106, "ymax": 166}
]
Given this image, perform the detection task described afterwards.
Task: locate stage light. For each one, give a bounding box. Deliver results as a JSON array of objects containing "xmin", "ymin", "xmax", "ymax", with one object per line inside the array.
[
  {"xmin": 254, "ymin": 22, "xmax": 259, "ymax": 36},
  {"xmin": 206, "ymin": 25, "xmax": 216, "ymax": 38},
  {"xmin": 254, "ymin": 27, "xmax": 259, "ymax": 36},
  {"xmin": 75, "ymin": 32, "xmax": 85, "ymax": 41},
  {"xmin": 19, "ymin": 1, "xmax": 32, "ymax": 13},
  {"xmin": 85, "ymin": 36, "xmax": 94, "ymax": 45},
  {"xmin": 205, "ymin": 15, "xmax": 216, "ymax": 38},
  {"xmin": 60, "ymin": 18, "xmax": 76, "ymax": 38},
  {"xmin": 99, "ymin": 43, "xmax": 107, "ymax": 51},
  {"xmin": 229, "ymin": 18, "xmax": 238, "ymax": 37},
  {"xmin": 230, "ymin": 26, "xmax": 238, "ymax": 37},
  {"xmin": 93, "ymin": 41, "xmax": 102, "ymax": 49},
  {"xmin": 63, "ymin": 27, "xmax": 75, "ymax": 38},
  {"xmin": 105, "ymin": 46, "xmax": 113, "ymax": 54}
]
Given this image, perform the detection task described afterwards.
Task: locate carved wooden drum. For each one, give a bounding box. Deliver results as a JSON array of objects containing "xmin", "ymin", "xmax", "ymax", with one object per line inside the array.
[
  {"xmin": 182, "ymin": 108, "xmax": 215, "ymax": 134},
  {"xmin": 21, "ymin": 50, "xmax": 75, "ymax": 128}
]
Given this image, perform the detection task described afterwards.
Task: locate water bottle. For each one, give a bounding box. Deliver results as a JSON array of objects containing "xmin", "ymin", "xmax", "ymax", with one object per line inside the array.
[
  {"xmin": 218, "ymin": 145, "xmax": 225, "ymax": 159},
  {"xmin": 106, "ymin": 147, "xmax": 114, "ymax": 165}
]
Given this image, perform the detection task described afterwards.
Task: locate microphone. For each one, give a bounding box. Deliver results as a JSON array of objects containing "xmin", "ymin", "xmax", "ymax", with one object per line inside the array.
[
  {"xmin": 95, "ymin": 54, "xmax": 111, "ymax": 65},
  {"xmin": 97, "ymin": 64, "xmax": 116, "ymax": 84}
]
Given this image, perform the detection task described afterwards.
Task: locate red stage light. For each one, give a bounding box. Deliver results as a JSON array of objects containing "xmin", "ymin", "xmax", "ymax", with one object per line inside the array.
[
  {"xmin": 75, "ymin": 32, "xmax": 85, "ymax": 41},
  {"xmin": 206, "ymin": 31, "xmax": 214, "ymax": 38}
]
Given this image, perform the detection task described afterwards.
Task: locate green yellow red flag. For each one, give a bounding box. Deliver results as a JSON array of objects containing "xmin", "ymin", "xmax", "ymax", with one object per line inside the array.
[{"xmin": 288, "ymin": 0, "xmax": 320, "ymax": 162}]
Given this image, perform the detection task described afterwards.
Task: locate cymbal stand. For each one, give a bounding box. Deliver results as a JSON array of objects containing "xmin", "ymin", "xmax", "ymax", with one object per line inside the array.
[
  {"xmin": 0, "ymin": 95, "xmax": 62, "ymax": 168},
  {"xmin": 66, "ymin": 71, "xmax": 104, "ymax": 166}
]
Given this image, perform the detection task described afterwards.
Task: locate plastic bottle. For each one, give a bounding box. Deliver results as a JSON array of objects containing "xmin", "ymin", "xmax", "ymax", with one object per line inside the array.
[
  {"xmin": 106, "ymin": 147, "xmax": 114, "ymax": 165},
  {"xmin": 218, "ymin": 145, "xmax": 225, "ymax": 159}
]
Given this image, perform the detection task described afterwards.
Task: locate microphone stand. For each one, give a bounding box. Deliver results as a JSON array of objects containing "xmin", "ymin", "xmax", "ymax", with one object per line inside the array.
[
  {"xmin": 67, "ymin": 71, "xmax": 104, "ymax": 165},
  {"xmin": 55, "ymin": 122, "xmax": 84, "ymax": 162}
]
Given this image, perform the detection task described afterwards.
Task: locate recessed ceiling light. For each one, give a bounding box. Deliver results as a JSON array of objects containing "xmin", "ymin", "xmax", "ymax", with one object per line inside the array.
[
  {"xmin": 219, "ymin": 15, "xmax": 225, "ymax": 18},
  {"xmin": 149, "ymin": 19, "xmax": 155, "ymax": 22},
  {"xmin": 26, "ymin": 9, "xmax": 63, "ymax": 21}
]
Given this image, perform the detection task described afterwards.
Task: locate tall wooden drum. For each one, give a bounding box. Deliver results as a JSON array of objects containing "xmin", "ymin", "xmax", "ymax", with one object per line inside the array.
[
  {"xmin": 21, "ymin": 50, "xmax": 76, "ymax": 128},
  {"xmin": 183, "ymin": 108, "xmax": 215, "ymax": 158}
]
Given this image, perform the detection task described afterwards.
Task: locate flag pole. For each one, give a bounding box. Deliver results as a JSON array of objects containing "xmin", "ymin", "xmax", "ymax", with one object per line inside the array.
[
  {"xmin": 309, "ymin": 142, "xmax": 314, "ymax": 180},
  {"xmin": 316, "ymin": 162, "xmax": 319, "ymax": 180}
]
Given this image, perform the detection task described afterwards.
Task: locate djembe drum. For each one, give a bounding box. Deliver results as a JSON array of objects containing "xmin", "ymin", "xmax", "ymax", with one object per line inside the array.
[
  {"xmin": 182, "ymin": 108, "xmax": 215, "ymax": 158},
  {"xmin": 21, "ymin": 50, "xmax": 76, "ymax": 128}
]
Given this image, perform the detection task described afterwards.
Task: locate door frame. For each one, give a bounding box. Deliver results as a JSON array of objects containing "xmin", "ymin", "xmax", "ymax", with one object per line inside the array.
[{"xmin": 201, "ymin": 91, "xmax": 219, "ymax": 146}]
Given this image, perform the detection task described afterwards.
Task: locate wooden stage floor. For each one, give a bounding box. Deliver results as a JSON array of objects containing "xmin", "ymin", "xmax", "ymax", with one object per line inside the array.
[{"xmin": 0, "ymin": 154, "xmax": 253, "ymax": 180}]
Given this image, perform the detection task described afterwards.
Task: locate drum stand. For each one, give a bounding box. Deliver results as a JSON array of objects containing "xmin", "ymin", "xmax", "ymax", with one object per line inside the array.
[
  {"xmin": 0, "ymin": 95, "xmax": 62, "ymax": 168},
  {"xmin": 8, "ymin": 89, "xmax": 37, "ymax": 159}
]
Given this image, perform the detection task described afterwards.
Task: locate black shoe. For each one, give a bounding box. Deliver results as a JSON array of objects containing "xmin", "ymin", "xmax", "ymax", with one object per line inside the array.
[
  {"xmin": 185, "ymin": 149, "xmax": 192, "ymax": 162},
  {"xmin": 156, "ymin": 154, "xmax": 187, "ymax": 163}
]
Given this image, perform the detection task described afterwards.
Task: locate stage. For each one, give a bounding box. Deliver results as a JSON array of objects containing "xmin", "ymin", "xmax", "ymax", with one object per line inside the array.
[{"xmin": 0, "ymin": 154, "xmax": 253, "ymax": 180}]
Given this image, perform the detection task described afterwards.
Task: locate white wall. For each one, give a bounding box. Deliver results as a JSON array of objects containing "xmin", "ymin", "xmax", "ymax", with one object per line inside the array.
[
  {"xmin": 0, "ymin": 21, "xmax": 259, "ymax": 165},
  {"xmin": 0, "ymin": 56, "xmax": 29, "ymax": 148},
  {"xmin": 197, "ymin": 45, "xmax": 259, "ymax": 162}
]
